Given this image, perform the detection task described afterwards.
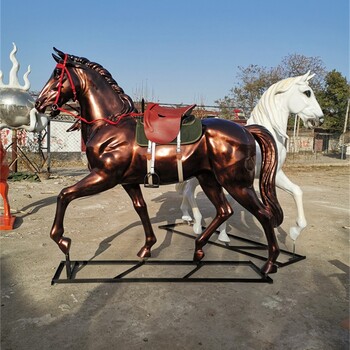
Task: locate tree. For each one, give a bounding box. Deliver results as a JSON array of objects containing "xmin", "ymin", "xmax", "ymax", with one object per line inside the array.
[
  {"xmin": 317, "ymin": 70, "xmax": 350, "ymax": 131},
  {"xmin": 216, "ymin": 64, "xmax": 283, "ymax": 118},
  {"xmin": 279, "ymin": 53, "xmax": 327, "ymax": 93},
  {"xmin": 217, "ymin": 54, "xmax": 327, "ymax": 117}
]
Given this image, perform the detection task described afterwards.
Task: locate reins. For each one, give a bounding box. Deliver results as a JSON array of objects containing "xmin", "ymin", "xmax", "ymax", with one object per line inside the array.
[{"xmin": 52, "ymin": 53, "xmax": 143, "ymax": 126}]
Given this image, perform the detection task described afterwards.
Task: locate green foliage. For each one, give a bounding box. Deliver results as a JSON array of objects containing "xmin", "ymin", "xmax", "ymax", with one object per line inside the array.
[
  {"xmin": 316, "ymin": 70, "xmax": 350, "ymax": 131},
  {"xmin": 279, "ymin": 54, "xmax": 327, "ymax": 93}
]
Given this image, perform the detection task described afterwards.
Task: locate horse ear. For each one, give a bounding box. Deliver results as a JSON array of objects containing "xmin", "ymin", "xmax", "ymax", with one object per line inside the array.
[
  {"xmin": 66, "ymin": 58, "xmax": 85, "ymax": 70},
  {"xmin": 52, "ymin": 53, "xmax": 60, "ymax": 63},
  {"xmin": 301, "ymin": 70, "xmax": 315, "ymax": 82},
  {"xmin": 307, "ymin": 72, "xmax": 315, "ymax": 81},
  {"xmin": 53, "ymin": 47, "xmax": 65, "ymax": 58}
]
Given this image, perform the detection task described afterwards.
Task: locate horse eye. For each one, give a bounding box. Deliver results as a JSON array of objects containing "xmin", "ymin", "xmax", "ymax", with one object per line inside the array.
[
  {"xmin": 303, "ymin": 90, "xmax": 311, "ymax": 98},
  {"xmin": 54, "ymin": 69, "xmax": 62, "ymax": 77}
]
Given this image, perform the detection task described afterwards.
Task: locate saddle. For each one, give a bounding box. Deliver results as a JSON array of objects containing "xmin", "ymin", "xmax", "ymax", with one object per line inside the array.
[{"xmin": 144, "ymin": 103, "xmax": 197, "ymax": 144}]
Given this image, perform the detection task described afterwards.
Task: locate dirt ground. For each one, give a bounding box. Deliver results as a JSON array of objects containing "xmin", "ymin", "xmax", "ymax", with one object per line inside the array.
[{"xmin": 1, "ymin": 156, "xmax": 349, "ymax": 350}]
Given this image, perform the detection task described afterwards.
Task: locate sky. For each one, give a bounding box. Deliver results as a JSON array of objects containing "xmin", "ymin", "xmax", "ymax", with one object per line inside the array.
[{"xmin": 0, "ymin": 0, "xmax": 349, "ymax": 106}]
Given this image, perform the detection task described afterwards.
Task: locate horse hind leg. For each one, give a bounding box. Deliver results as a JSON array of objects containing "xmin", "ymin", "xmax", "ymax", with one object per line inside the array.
[
  {"xmin": 194, "ymin": 173, "xmax": 233, "ymax": 261},
  {"xmin": 183, "ymin": 178, "xmax": 231, "ymax": 242},
  {"xmin": 224, "ymin": 184, "xmax": 280, "ymax": 274}
]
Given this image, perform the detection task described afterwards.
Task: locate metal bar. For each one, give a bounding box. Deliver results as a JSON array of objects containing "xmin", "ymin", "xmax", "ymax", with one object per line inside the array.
[
  {"xmin": 51, "ymin": 261, "xmax": 65, "ymax": 285},
  {"xmin": 16, "ymin": 145, "xmax": 40, "ymax": 173},
  {"xmin": 159, "ymin": 223, "xmax": 306, "ymax": 267},
  {"xmin": 53, "ymin": 277, "xmax": 273, "ymax": 284},
  {"xmin": 182, "ymin": 262, "xmax": 204, "ymax": 279},
  {"xmin": 165, "ymin": 227, "xmax": 269, "ymax": 261},
  {"xmin": 65, "ymin": 254, "xmax": 72, "ymax": 278},
  {"xmin": 277, "ymin": 255, "xmax": 306, "ymax": 267},
  {"xmin": 69, "ymin": 261, "xmax": 80, "ymax": 279},
  {"xmin": 113, "ymin": 261, "xmax": 145, "ymax": 279},
  {"xmin": 51, "ymin": 259, "xmax": 273, "ymax": 284}
]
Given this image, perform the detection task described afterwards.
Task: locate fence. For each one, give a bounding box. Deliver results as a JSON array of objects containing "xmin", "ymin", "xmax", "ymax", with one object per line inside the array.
[
  {"xmin": 1, "ymin": 116, "xmax": 82, "ymax": 173},
  {"xmin": 0, "ymin": 113, "xmax": 346, "ymax": 174}
]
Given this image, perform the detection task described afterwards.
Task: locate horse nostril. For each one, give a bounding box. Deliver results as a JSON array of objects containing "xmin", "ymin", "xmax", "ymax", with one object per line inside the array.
[{"xmin": 35, "ymin": 100, "xmax": 41, "ymax": 109}]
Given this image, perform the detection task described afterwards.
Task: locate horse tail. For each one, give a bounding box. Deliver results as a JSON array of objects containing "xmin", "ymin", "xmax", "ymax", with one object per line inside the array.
[{"xmin": 245, "ymin": 125, "xmax": 283, "ymax": 227}]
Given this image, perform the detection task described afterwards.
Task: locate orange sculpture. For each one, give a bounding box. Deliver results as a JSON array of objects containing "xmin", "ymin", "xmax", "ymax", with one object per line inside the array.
[{"xmin": 0, "ymin": 141, "xmax": 15, "ymax": 230}]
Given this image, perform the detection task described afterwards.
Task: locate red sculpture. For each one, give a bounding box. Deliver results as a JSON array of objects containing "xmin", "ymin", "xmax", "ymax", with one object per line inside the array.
[
  {"xmin": 35, "ymin": 49, "xmax": 283, "ymax": 274},
  {"xmin": 0, "ymin": 141, "xmax": 15, "ymax": 230}
]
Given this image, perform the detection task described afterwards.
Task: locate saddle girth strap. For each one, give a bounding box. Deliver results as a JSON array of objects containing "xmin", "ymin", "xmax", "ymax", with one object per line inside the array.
[{"xmin": 144, "ymin": 131, "xmax": 184, "ymax": 188}]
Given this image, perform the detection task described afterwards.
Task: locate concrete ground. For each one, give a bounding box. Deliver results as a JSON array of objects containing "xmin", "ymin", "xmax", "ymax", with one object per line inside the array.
[{"xmin": 1, "ymin": 156, "xmax": 349, "ymax": 349}]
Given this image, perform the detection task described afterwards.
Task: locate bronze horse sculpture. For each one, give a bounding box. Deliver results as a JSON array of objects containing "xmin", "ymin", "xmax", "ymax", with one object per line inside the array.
[{"xmin": 35, "ymin": 49, "xmax": 283, "ymax": 274}]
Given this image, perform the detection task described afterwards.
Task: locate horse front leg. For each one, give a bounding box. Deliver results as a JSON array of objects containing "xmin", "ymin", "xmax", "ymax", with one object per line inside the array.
[
  {"xmin": 181, "ymin": 178, "xmax": 203, "ymax": 234},
  {"xmin": 276, "ymin": 169, "xmax": 307, "ymax": 241},
  {"xmin": 176, "ymin": 182, "xmax": 193, "ymax": 222},
  {"xmin": 122, "ymin": 184, "xmax": 157, "ymax": 258},
  {"xmin": 51, "ymin": 169, "xmax": 116, "ymax": 255}
]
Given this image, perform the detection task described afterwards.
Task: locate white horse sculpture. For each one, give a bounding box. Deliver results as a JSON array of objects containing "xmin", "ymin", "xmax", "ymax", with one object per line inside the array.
[{"xmin": 177, "ymin": 71, "xmax": 324, "ymax": 242}]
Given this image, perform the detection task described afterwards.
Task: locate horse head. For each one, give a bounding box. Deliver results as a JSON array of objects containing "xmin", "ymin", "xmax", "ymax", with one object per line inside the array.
[
  {"xmin": 285, "ymin": 71, "xmax": 324, "ymax": 129},
  {"xmin": 35, "ymin": 48, "xmax": 136, "ymax": 122},
  {"xmin": 249, "ymin": 72, "xmax": 324, "ymax": 141},
  {"xmin": 35, "ymin": 48, "xmax": 84, "ymax": 117}
]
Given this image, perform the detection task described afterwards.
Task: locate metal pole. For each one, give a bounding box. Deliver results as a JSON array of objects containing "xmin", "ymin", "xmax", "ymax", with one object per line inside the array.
[
  {"xmin": 292, "ymin": 114, "xmax": 298, "ymax": 154},
  {"xmin": 47, "ymin": 120, "xmax": 51, "ymax": 174},
  {"xmin": 11, "ymin": 130, "xmax": 17, "ymax": 173},
  {"xmin": 343, "ymin": 98, "xmax": 350, "ymax": 134},
  {"xmin": 340, "ymin": 99, "xmax": 349, "ymax": 160}
]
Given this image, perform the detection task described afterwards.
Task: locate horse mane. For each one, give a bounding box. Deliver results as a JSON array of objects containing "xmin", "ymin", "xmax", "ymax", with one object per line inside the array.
[
  {"xmin": 67, "ymin": 53, "xmax": 137, "ymax": 113},
  {"xmin": 249, "ymin": 76, "xmax": 304, "ymax": 140}
]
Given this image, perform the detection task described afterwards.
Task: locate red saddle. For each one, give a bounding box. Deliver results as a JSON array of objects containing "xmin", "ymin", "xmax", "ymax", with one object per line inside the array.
[{"xmin": 144, "ymin": 103, "xmax": 196, "ymax": 144}]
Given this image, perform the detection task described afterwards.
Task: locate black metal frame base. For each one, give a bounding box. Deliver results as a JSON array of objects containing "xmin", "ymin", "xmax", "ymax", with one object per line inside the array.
[
  {"xmin": 51, "ymin": 222, "xmax": 305, "ymax": 285},
  {"xmin": 51, "ymin": 259, "xmax": 273, "ymax": 285},
  {"xmin": 158, "ymin": 223, "xmax": 306, "ymax": 268}
]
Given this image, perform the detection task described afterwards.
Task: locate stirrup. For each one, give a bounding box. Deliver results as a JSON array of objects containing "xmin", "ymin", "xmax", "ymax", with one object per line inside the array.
[{"xmin": 144, "ymin": 172, "xmax": 160, "ymax": 188}]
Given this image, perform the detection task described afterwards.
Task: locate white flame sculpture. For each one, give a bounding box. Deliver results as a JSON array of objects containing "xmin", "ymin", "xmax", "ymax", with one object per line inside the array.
[{"xmin": 0, "ymin": 43, "xmax": 48, "ymax": 132}]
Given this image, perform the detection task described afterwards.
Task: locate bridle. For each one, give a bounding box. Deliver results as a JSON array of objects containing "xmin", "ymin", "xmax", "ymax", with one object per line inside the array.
[
  {"xmin": 50, "ymin": 53, "xmax": 142, "ymax": 125},
  {"xmin": 51, "ymin": 53, "xmax": 77, "ymax": 115}
]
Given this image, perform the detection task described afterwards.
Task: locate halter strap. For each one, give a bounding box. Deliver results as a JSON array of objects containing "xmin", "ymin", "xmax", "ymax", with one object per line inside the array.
[
  {"xmin": 59, "ymin": 106, "xmax": 143, "ymax": 126},
  {"xmin": 54, "ymin": 54, "xmax": 77, "ymax": 104}
]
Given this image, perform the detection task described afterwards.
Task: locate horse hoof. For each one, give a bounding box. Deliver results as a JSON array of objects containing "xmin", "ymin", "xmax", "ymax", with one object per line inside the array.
[
  {"xmin": 182, "ymin": 215, "xmax": 193, "ymax": 222},
  {"xmin": 137, "ymin": 247, "xmax": 151, "ymax": 259},
  {"xmin": 58, "ymin": 237, "xmax": 71, "ymax": 255},
  {"xmin": 261, "ymin": 261, "xmax": 278, "ymax": 275},
  {"xmin": 193, "ymin": 249, "xmax": 205, "ymax": 262},
  {"xmin": 289, "ymin": 226, "xmax": 300, "ymax": 241},
  {"xmin": 193, "ymin": 224, "xmax": 202, "ymax": 235},
  {"xmin": 218, "ymin": 232, "xmax": 231, "ymax": 243}
]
